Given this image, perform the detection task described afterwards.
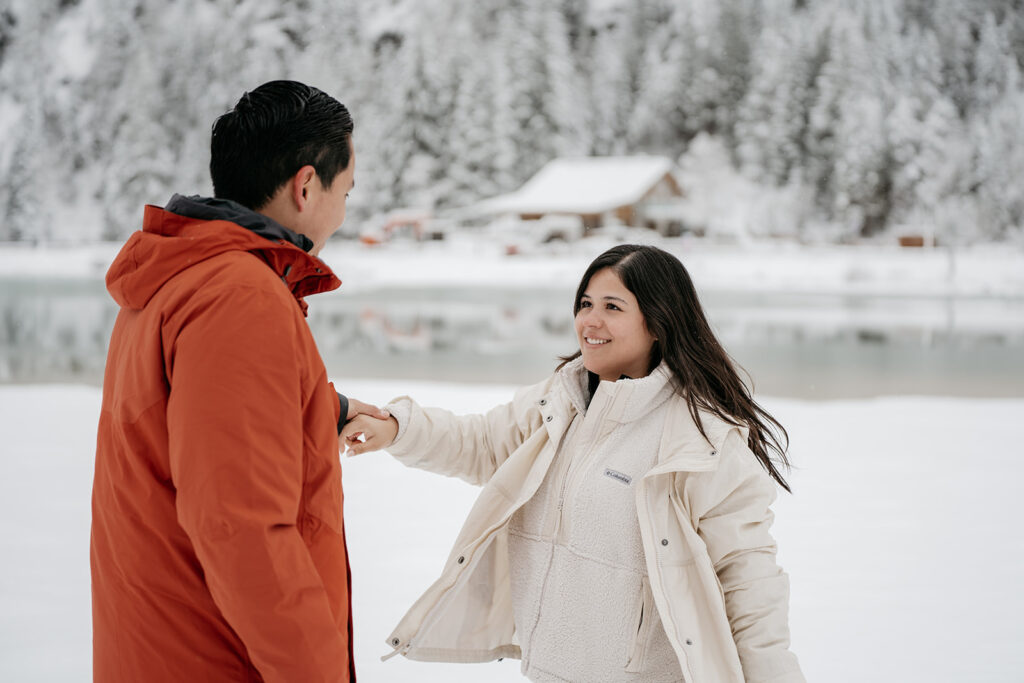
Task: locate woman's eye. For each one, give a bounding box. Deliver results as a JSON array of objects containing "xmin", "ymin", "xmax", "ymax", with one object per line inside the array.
[
  {"xmin": 606, "ymin": 303, "xmax": 620, "ymax": 311},
  {"xmin": 580, "ymin": 300, "xmax": 592, "ymax": 309}
]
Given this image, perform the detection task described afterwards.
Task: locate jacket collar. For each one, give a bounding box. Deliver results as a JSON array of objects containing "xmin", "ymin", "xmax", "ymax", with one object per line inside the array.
[
  {"xmin": 106, "ymin": 197, "xmax": 340, "ymax": 311},
  {"xmin": 164, "ymin": 194, "xmax": 314, "ymax": 251},
  {"xmin": 556, "ymin": 357, "xmax": 676, "ymax": 425},
  {"xmin": 542, "ymin": 359, "xmax": 746, "ymax": 476}
]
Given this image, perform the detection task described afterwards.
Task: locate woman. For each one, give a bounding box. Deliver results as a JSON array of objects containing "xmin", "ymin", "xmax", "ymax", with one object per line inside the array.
[{"xmin": 344, "ymin": 244, "xmax": 804, "ymax": 683}]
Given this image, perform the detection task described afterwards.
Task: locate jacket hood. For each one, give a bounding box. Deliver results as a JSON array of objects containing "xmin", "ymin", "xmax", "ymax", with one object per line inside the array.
[{"xmin": 106, "ymin": 194, "xmax": 340, "ymax": 310}]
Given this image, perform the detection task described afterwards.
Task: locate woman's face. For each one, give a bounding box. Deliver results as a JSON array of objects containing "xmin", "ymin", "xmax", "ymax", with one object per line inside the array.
[{"xmin": 574, "ymin": 268, "xmax": 657, "ymax": 382}]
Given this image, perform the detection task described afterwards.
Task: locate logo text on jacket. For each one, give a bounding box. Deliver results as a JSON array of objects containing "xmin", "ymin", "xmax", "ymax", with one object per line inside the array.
[{"xmin": 603, "ymin": 468, "xmax": 632, "ymax": 486}]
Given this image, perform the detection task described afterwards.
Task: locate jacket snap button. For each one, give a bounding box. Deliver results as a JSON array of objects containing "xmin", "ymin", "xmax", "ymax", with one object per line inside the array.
[
  {"xmin": 710, "ymin": 450, "xmax": 717, "ymax": 456},
  {"xmin": 392, "ymin": 638, "xmax": 400, "ymax": 646},
  {"xmin": 661, "ymin": 539, "xmax": 669, "ymax": 546},
  {"xmin": 545, "ymin": 415, "xmax": 553, "ymax": 422},
  {"xmin": 539, "ymin": 398, "xmax": 547, "ymax": 406},
  {"xmin": 457, "ymin": 556, "xmax": 465, "ymax": 564},
  {"xmin": 685, "ymin": 638, "xmax": 693, "ymax": 645}
]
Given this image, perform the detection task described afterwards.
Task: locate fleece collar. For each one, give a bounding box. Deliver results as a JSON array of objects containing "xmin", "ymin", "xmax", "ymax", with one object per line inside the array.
[{"xmin": 557, "ymin": 357, "xmax": 676, "ymax": 424}]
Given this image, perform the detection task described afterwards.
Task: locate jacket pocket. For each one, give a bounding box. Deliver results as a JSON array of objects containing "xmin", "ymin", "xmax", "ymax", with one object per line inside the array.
[
  {"xmin": 625, "ymin": 575, "xmax": 654, "ymax": 673},
  {"xmin": 302, "ymin": 430, "xmax": 344, "ymax": 535}
]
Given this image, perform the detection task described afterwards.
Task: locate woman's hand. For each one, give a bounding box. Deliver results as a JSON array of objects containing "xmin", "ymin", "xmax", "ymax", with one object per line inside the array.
[
  {"xmin": 341, "ymin": 414, "xmax": 399, "ymax": 455},
  {"xmin": 346, "ymin": 398, "xmax": 390, "ymax": 421}
]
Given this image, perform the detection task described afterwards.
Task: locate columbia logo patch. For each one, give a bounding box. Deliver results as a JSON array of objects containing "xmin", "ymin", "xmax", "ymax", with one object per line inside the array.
[{"xmin": 604, "ymin": 468, "xmax": 632, "ymax": 486}]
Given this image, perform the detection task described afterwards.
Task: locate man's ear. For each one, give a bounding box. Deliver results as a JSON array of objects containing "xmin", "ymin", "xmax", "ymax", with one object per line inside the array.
[{"xmin": 291, "ymin": 165, "xmax": 317, "ymax": 211}]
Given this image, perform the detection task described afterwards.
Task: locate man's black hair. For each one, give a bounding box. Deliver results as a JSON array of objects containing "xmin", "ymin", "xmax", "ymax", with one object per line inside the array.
[{"xmin": 210, "ymin": 80, "xmax": 354, "ymax": 210}]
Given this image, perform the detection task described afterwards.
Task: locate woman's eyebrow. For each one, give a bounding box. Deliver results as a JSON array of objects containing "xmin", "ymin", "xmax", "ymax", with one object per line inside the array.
[{"xmin": 581, "ymin": 292, "xmax": 627, "ymax": 304}]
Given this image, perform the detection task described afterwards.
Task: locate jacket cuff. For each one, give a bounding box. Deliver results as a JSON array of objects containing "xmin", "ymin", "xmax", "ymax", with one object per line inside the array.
[
  {"xmin": 384, "ymin": 397, "xmax": 413, "ymax": 450},
  {"xmin": 336, "ymin": 392, "xmax": 349, "ymax": 434}
]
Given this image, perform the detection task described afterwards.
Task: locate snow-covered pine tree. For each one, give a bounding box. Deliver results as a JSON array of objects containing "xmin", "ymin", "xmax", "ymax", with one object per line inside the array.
[
  {"xmin": 443, "ymin": 2, "xmax": 506, "ymax": 208},
  {"xmin": 515, "ymin": 0, "xmax": 586, "ymax": 170},
  {"xmin": 0, "ymin": 0, "xmax": 58, "ymax": 242},
  {"xmin": 2, "ymin": 0, "xmax": 1024, "ymax": 242},
  {"xmin": 807, "ymin": 6, "xmax": 892, "ymax": 238},
  {"xmin": 707, "ymin": 0, "xmax": 760, "ymax": 156},
  {"xmin": 587, "ymin": 13, "xmax": 632, "ymax": 156},
  {"xmin": 972, "ymin": 42, "xmax": 1024, "ymax": 240},
  {"xmin": 628, "ymin": 3, "xmax": 700, "ymax": 156}
]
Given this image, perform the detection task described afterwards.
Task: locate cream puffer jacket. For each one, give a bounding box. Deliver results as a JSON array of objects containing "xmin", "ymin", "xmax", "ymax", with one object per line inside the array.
[{"xmin": 383, "ymin": 359, "xmax": 805, "ymax": 683}]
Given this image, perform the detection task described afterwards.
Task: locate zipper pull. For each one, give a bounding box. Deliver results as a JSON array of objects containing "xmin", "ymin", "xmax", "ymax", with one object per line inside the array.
[{"xmin": 381, "ymin": 641, "xmax": 410, "ymax": 661}]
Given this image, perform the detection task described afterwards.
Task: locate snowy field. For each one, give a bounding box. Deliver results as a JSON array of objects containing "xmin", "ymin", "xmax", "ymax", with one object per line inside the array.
[
  {"xmin": 1, "ymin": 380, "xmax": 1022, "ymax": 682},
  {"xmin": 2, "ymin": 237, "xmax": 1024, "ymax": 298}
]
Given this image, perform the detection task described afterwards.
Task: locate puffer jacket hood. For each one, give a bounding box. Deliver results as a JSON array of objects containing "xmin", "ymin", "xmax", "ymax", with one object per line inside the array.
[{"xmin": 106, "ymin": 194, "xmax": 340, "ymax": 310}]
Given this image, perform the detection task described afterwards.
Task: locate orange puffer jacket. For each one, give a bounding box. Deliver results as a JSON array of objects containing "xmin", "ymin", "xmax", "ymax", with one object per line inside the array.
[{"xmin": 93, "ymin": 198, "xmax": 354, "ymax": 682}]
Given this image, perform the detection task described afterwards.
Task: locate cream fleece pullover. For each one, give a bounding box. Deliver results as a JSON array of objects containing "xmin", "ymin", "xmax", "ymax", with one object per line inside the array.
[{"xmin": 508, "ymin": 364, "xmax": 684, "ymax": 682}]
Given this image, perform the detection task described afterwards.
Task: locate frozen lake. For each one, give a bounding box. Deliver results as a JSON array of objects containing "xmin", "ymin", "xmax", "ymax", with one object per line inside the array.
[{"xmin": 2, "ymin": 275, "xmax": 1023, "ymax": 398}]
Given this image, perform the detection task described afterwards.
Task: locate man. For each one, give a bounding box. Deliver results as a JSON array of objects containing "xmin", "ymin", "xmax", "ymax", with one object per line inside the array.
[{"xmin": 92, "ymin": 80, "xmax": 383, "ymax": 682}]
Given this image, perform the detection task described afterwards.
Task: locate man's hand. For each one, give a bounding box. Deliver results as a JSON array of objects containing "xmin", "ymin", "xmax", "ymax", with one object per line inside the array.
[
  {"xmin": 347, "ymin": 398, "xmax": 390, "ymax": 422},
  {"xmin": 341, "ymin": 415, "xmax": 399, "ymax": 456}
]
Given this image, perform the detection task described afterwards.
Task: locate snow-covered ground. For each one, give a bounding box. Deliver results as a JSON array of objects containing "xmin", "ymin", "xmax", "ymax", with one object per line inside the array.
[
  {"xmin": 2, "ymin": 237, "xmax": 1023, "ymax": 298},
  {"xmin": 1, "ymin": 381, "xmax": 1022, "ymax": 682}
]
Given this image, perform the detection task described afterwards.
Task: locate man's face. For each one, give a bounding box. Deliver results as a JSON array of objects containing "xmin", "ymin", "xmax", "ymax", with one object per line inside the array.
[{"xmin": 305, "ymin": 140, "xmax": 355, "ymax": 255}]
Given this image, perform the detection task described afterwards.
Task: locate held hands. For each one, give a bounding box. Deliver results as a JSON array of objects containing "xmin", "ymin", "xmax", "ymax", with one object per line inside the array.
[
  {"xmin": 347, "ymin": 398, "xmax": 391, "ymax": 422},
  {"xmin": 341, "ymin": 413, "xmax": 399, "ymax": 456}
]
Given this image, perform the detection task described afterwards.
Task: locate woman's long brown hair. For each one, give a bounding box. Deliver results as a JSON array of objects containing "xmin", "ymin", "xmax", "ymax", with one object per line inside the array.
[{"xmin": 559, "ymin": 244, "xmax": 792, "ymax": 491}]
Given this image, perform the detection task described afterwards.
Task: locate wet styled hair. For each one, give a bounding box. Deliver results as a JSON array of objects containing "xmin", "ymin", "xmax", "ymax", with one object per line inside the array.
[
  {"xmin": 210, "ymin": 80, "xmax": 354, "ymax": 210},
  {"xmin": 560, "ymin": 244, "xmax": 792, "ymax": 491}
]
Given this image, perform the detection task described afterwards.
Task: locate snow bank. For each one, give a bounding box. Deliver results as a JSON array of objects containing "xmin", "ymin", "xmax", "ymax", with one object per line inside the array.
[
  {"xmin": 1, "ymin": 382, "xmax": 1022, "ymax": 682},
  {"xmin": 0, "ymin": 243, "xmax": 122, "ymax": 280},
  {"xmin": 2, "ymin": 239, "xmax": 1023, "ymax": 299},
  {"xmin": 327, "ymin": 238, "xmax": 1024, "ymax": 299}
]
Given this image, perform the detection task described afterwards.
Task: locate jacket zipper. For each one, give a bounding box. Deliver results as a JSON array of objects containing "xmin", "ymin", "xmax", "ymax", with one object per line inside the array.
[
  {"xmin": 554, "ymin": 392, "xmax": 615, "ymax": 536},
  {"xmin": 522, "ymin": 392, "xmax": 615, "ymax": 665},
  {"xmin": 522, "ymin": 426, "xmax": 578, "ymax": 665}
]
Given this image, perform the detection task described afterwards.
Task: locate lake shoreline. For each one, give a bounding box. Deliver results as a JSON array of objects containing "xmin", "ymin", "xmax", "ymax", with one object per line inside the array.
[{"xmin": 2, "ymin": 238, "xmax": 1024, "ymax": 299}]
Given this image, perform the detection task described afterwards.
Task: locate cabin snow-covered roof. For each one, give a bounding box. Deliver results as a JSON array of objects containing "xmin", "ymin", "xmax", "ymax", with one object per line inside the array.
[{"xmin": 479, "ymin": 156, "xmax": 676, "ymax": 215}]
